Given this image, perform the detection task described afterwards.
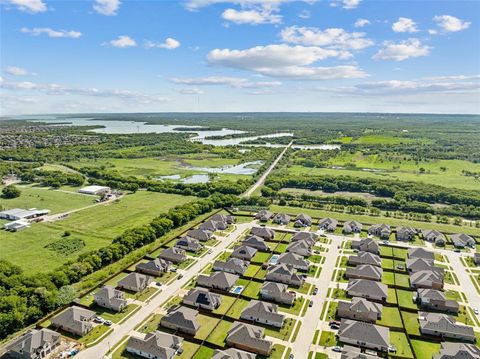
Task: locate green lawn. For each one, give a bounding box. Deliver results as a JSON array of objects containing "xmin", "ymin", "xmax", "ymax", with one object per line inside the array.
[
  {"xmin": 377, "ymin": 307, "xmax": 403, "ymax": 328},
  {"xmin": 205, "ymin": 319, "xmax": 233, "ymax": 346},
  {"xmin": 92, "ymin": 304, "xmax": 139, "ymax": 324},
  {"xmin": 410, "ymin": 339, "xmax": 441, "ymax": 359},
  {"xmin": 401, "ymin": 311, "xmax": 421, "ymax": 336},
  {"xmin": 135, "ymin": 287, "xmax": 160, "ymax": 302},
  {"xmin": 244, "ymin": 264, "xmax": 262, "ymax": 278},
  {"xmin": 318, "ymin": 331, "xmax": 337, "ymax": 347},
  {"xmin": 382, "ymin": 258, "xmax": 394, "ymax": 270},
  {"xmin": 252, "ymin": 251, "xmax": 271, "ymax": 263},
  {"xmin": 387, "ymin": 288, "xmax": 398, "ymax": 305},
  {"xmin": 395, "ymin": 273, "xmax": 410, "ymax": 288},
  {"xmin": 382, "ymin": 272, "xmax": 395, "ymax": 286},
  {"xmin": 323, "ymin": 301, "xmax": 339, "ymax": 321},
  {"xmin": 192, "ymin": 346, "xmax": 214, "ymax": 359},
  {"xmin": 137, "ymin": 314, "xmax": 163, "ymax": 333},
  {"xmin": 397, "ymin": 289, "xmax": 417, "ymax": 310},
  {"xmin": 292, "ymin": 282, "xmax": 313, "ymax": 295},
  {"xmin": 212, "ymin": 295, "xmax": 237, "ymax": 316},
  {"xmin": 178, "ymin": 342, "xmax": 202, "ymax": 359},
  {"xmin": 78, "ymin": 325, "xmax": 111, "ymax": 345},
  {"xmin": 226, "ymin": 298, "xmax": 250, "ymax": 319},
  {"xmin": 194, "ymin": 314, "xmax": 220, "ymax": 340},
  {"xmin": 264, "ymin": 318, "xmax": 296, "ymax": 340},
  {"xmin": 239, "ymin": 280, "xmax": 262, "ymax": 299},
  {"xmin": 279, "ymin": 296, "xmax": 306, "ymax": 316},
  {"xmin": 390, "ymin": 332, "xmax": 414, "ymax": 358},
  {"xmin": 262, "ymin": 344, "xmax": 286, "ymax": 359}
]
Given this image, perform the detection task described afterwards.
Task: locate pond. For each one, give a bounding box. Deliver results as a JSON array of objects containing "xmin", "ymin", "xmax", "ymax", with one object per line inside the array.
[
  {"xmin": 153, "ymin": 174, "xmax": 210, "ymax": 184},
  {"xmin": 185, "ymin": 161, "xmax": 264, "ymax": 175},
  {"xmin": 199, "ymin": 133, "xmax": 294, "ymax": 146}
]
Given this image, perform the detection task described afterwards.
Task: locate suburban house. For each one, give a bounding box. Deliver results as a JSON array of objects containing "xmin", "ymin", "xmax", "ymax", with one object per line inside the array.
[
  {"xmin": 186, "ymin": 229, "xmax": 212, "ymax": 242},
  {"xmin": 286, "ymin": 240, "xmax": 312, "ymax": 257},
  {"xmin": 197, "ymin": 271, "xmax": 239, "ymax": 292},
  {"xmin": 242, "ymin": 235, "xmax": 270, "ymax": 251},
  {"xmin": 343, "ymin": 221, "xmax": 363, "ymax": 234},
  {"xmin": 118, "ymin": 273, "xmax": 152, "ymax": 293},
  {"xmin": 341, "ymin": 346, "xmax": 378, "ymax": 359},
  {"xmin": 212, "ymin": 348, "xmax": 256, "ymax": 359},
  {"xmin": 415, "ymin": 289, "xmax": 459, "ymax": 313},
  {"xmin": 277, "ymin": 252, "xmax": 310, "ymax": 271},
  {"xmin": 93, "ymin": 285, "xmax": 128, "ymax": 312},
  {"xmin": 50, "ymin": 306, "xmax": 95, "ymax": 336},
  {"xmin": 419, "ymin": 312, "xmax": 475, "ymax": 342},
  {"xmin": 337, "ymin": 320, "xmax": 390, "ymax": 352},
  {"xmin": 368, "ymin": 224, "xmax": 391, "ymax": 239},
  {"xmin": 351, "ymin": 238, "xmax": 379, "ymax": 254},
  {"xmin": 199, "ymin": 220, "xmax": 218, "ymax": 232},
  {"xmin": 135, "ymin": 258, "xmax": 170, "ymax": 277},
  {"xmin": 183, "ymin": 288, "xmax": 221, "ymax": 311},
  {"xmin": 291, "ymin": 231, "xmax": 318, "ymax": 243},
  {"xmin": 318, "ymin": 217, "xmax": 338, "ymax": 231},
  {"xmin": 347, "ymin": 279, "xmax": 388, "ymax": 303},
  {"xmin": 250, "ymin": 227, "xmax": 275, "ymax": 240},
  {"xmin": 410, "ymin": 270, "xmax": 444, "ymax": 290},
  {"xmin": 348, "ymin": 252, "xmax": 382, "ymax": 267},
  {"xmin": 211, "ymin": 213, "xmax": 235, "ymax": 225},
  {"xmin": 175, "ymin": 236, "xmax": 202, "ymax": 253},
  {"xmin": 265, "ymin": 263, "xmax": 304, "ymax": 287},
  {"xmin": 474, "ymin": 253, "xmax": 480, "ymax": 266},
  {"xmin": 6, "ymin": 328, "xmax": 61, "ymax": 359},
  {"xmin": 126, "ymin": 331, "xmax": 183, "ymax": 359},
  {"xmin": 255, "ymin": 210, "xmax": 273, "ymax": 222},
  {"xmin": 422, "ymin": 229, "xmax": 446, "ymax": 246},
  {"xmin": 158, "ymin": 247, "xmax": 187, "ymax": 263},
  {"xmin": 226, "ymin": 321, "xmax": 273, "ymax": 356},
  {"xmin": 433, "ymin": 342, "xmax": 480, "ymax": 359},
  {"xmin": 396, "ymin": 226, "xmax": 416, "ymax": 241},
  {"xmin": 272, "ymin": 213, "xmax": 291, "ymax": 225},
  {"xmin": 240, "ymin": 300, "xmax": 285, "ymax": 328},
  {"xmin": 408, "ymin": 247, "xmax": 434, "ymax": 261},
  {"xmin": 260, "ymin": 282, "xmax": 295, "ymax": 305},
  {"xmin": 450, "ymin": 233, "xmax": 476, "ymax": 248},
  {"xmin": 213, "ymin": 258, "xmax": 249, "ymax": 275},
  {"xmin": 345, "ymin": 265, "xmax": 383, "ymax": 282},
  {"xmin": 231, "ymin": 245, "xmax": 258, "ymax": 261},
  {"xmin": 337, "ymin": 297, "xmax": 383, "ymax": 323},
  {"xmin": 294, "ymin": 213, "xmax": 312, "ymax": 227},
  {"xmin": 406, "ymin": 257, "xmax": 437, "ymax": 273},
  {"xmin": 161, "ymin": 306, "xmax": 199, "ymax": 335}
]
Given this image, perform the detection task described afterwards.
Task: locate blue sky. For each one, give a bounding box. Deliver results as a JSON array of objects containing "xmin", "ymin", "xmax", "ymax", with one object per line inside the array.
[{"xmin": 1, "ymin": 0, "xmax": 479, "ymax": 115}]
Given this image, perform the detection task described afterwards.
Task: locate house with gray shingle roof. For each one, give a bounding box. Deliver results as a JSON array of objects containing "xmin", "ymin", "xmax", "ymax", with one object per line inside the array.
[
  {"xmin": 161, "ymin": 306, "xmax": 199, "ymax": 335},
  {"xmin": 260, "ymin": 282, "xmax": 295, "ymax": 305},
  {"xmin": 406, "ymin": 257, "xmax": 436, "ymax": 273},
  {"xmin": 410, "ymin": 269, "xmax": 443, "ymax": 290},
  {"xmin": 136, "ymin": 258, "xmax": 170, "ymax": 277},
  {"xmin": 348, "ymin": 251, "xmax": 381, "ymax": 267},
  {"xmin": 351, "ymin": 238, "xmax": 379, "ymax": 254},
  {"xmin": 211, "ymin": 213, "xmax": 235, "ymax": 225},
  {"xmin": 94, "ymin": 285, "xmax": 127, "ymax": 312},
  {"xmin": 337, "ymin": 319, "xmax": 390, "ymax": 352},
  {"xmin": 255, "ymin": 210, "xmax": 273, "ymax": 222},
  {"xmin": 212, "ymin": 348, "xmax": 256, "ymax": 359},
  {"xmin": 273, "ymin": 213, "xmax": 291, "ymax": 225},
  {"xmin": 250, "ymin": 227, "xmax": 275, "ymax": 240},
  {"xmin": 319, "ymin": 217, "xmax": 338, "ymax": 231},
  {"xmin": 368, "ymin": 224, "xmax": 391, "ymax": 239},
  {"xmin": 341, "ymin": 345, "xmax": 378, "ymax": 359},
  {"xmin": 51, "ymin": 306, "xmax": 95, "ymax": 336},
  {"xmin": 199, "ymin": 219, "xmax": 218, "ymax": 232},
  {"xmin": 240, "ymin": 300, "xmax": 285, "ymax": 328},
  {"xmin": 187, "ymin": 229, "xmax": 212, "ymax": 242},
  {"xmin": 415, "ymin": 289, "xmax": 459, "ymax": 313},
  {"xmin": 126, "ymin": 331, "xmax": 183, "ymax": 359},
  {"xmin": 419, "ymin": 312, "xmax": 475, "ymax": 342},
  {"xmin": 396, "ymin": 226, "xmax": 416, "ymax": 241},
  {"xmin": 175, "ymin": 236, "xmax": 202, "ymax": 253},
  {"xmin": 226, "ymin": 321, "xmax": 272, "ymax": 356},
  {"xmin": 347, "ymin": 279, "xmax": 388, "ymax": 303},
  {"xmin": 474, "ymin": 253, "xmax": 480, "ymax": 266},
  {"xmin": 343, "ymin": 221, "xmax": 363, "ymax": 234},
  {"xmin": 345, "ymin": 265, "xmax": 383, "ymax": 282},
  {"xmin": 294, "ymin": 213, "xmax": 312, "ymax": 227},
  {"xmin": 6, "ymin": 328, "xmax": 61, "ymax": 359},
  {"xmin": 266, "ymin": 263, "xmax": 304, "ymax": 287},
  {"xmin": 231, "ymin": 245, "xmax": 257, "ymax": 261},
  {"xmin": 286, "ymin": 240, "xmax": 312, "ymax": 257},
  {"xmin": 291, "ymin": 231, "xmax": 318, "ymax": 243},
  {"xmin": 450, "ymin": 234, "xmax": 475, "ymax": 249},
  {"xmin": 183, "ymin": 288, "xmax": 221, "ymax": 311},
  {"xmin": 337, "ymin": 297, "xmax": 383, "ymax": 323},
  {"xmin": 158, "ymin": 247, "xmax": 187, "ymax": 263},
  {"xmin": 433, "ymin": 342, "xmax": 480, "ymax": 359},
  {"xmin": 197, "ymin": 271, "xmax": 239, "ymax": 292},
  {"xmin": 118, "ymin": 273, "xmax": 152, "ymax": 293},
  {"xmin": 408, "ymin": 247, "xmax": 434, "ymax": 261},
  {"xmin": 213, "ymin": 258, "xmax": 248, "ymax": 275},
  {"xmin": 242, "ymin": 235, "xmax": 269, "ymax": 251},
  {"xmin": 422, "ymin": 229, "xmax": 446, "ymax": 246},
  {"xmin": 277, "ymin": 252, "xmax": 309, "ymax": 271}
]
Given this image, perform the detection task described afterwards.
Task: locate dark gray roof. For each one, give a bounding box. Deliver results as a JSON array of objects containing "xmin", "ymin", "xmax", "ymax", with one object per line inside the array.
[
  {"xmin": 241, "ymin": 300, "xmax": 285, "ymax": 324},
  {"xmin": 183, "ymin": 288, "xmax": 221, "ymax": 308},
  {"xmin": 197, "ymin": 271, "xmax": 239, "ymax": 289},
  {"xmin": 227, "ymin": 322, "xmax": 272, "ymax": 354},
  {"xmin": 338, "ymin": 298, "xmax": 383, "ymax": 317},
  {"xmin": 410, "ymin": 270, "xmax": 443, "ymax": 287},
  {"xmin": 347, "ymin": 279, "xmax": 388, "ymax": 299},
  {"xmin": 212, "ymin": 348, "xmax": 256, "ymax": 359},
  {"xmin": 126, "ymin": 331, "xmax": 182, "ymax": 359},
  {"xmin": 419, "ymin": 312, "xmax": 475, "ymax": 340},
  {"xmin": 162, "ymin": 306, "xmax": 199, "ymax": 332},
  {"xmin": 433, "ymin": 342, "xmax": 480, "ymax": 359},
  {"xmin": 338, "ymin": 320, "xmax": 389, "ymax": 348},
  {"xmin": 408, "ymin": 247, "xmax": 434, "ymax": 261},
  {"xmin": 277, "ymin": 252, "xmax": 309, "ymax": 268},
  {"xmin": 51, "ymin": 306, "xmax": 95, "ymax": 333},
  {"xmin": 6, "ymin": 329, "xmax": 60, "ymax": 357},
  {"xmin": 232, "ymin": 245, "xmax": 257, "ymax": 259}
]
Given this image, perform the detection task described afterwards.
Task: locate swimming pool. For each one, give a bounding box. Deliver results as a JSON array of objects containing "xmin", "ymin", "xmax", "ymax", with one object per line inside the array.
[{"xmin": 230, "ymin": 285, "xmax": 244, "ymax": 295}]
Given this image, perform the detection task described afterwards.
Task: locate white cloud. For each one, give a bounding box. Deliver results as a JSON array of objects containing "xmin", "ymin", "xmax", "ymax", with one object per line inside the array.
[
  {"xmin": 6, "ymin": 66, "xmax": 28, "ymax": 76},
  {"xmin": 222, "ymin": 8, "xmax": 281, "ymax": 24},
  {"xmin": 373, "ymin": 38, "xmax": 430, "ymax": 61},
  {"xmin": 433, "ymin": 15, "xmax": 470, "ymax": 32},
  {"xmin": 298, "ymin": 10, "xmax": 310, "ymax": 19},
  {"xmin": 93, "ymin": 0, "xmax": 121, "ymax": 16},
  {"xmin": 330, "ymin": 0, "xmax": 361, "ymax": 10},
  {"xmin": 280, "ymin": 26, "xmax": 374, "ymax": 50},
  {"xmin": 177, "ymin": 87, "xmax": 204, "ymax": 95},
  {"xmin": 354, "ymin": 18, "xmax": 370, "ymax": 28},
  {"xmin": 145, "ymin": 38, "xmax": 181, "ymax": 49},
  {"xmin": 184, "ymin": 0, "xmax": 311, "ymax": 11},
  {"xmin": 428, "ymin": 29, "xmax": 437, "ymax": 35},
  {"xmin": 108, "ymin": 35, "xmax": 137, "ymax": 48},
  {"xmin": 170, "ymin": 76, "xmax": 282, "ymax": 88},
  {"xmin": 21, "ymin": 27, "xmax": 82, "ymax": 38},
  {"xmin": 8, "ymin": 0, "xmax": 46, "ymax": 13},
  {"xmin": 392, "ymin": 17, "xmax": 418, "ymax": 33}
]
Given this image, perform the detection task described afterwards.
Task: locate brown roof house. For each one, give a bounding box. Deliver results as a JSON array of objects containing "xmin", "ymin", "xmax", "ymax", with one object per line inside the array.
[
  {"xmin": 240, "ymin": 300, "xmax": 285, "ymax": 328},
  {"xmin": 348, "ymin": 252, "xmax": 381, "ymax": 267},
  {"xmin": 260, "ymin": 282, "xmax": 295, "ymax": 306},
  {"xmin": 422, "ymin": 229, "xmax": 446, "ymax": 246},
  {"xmin": 408, "ymin": 247, "xmax": 434, "ymax": 261},
  {"xmin": 226, "ymin": 321, "xmax": 273, "ymax": 356},
  {"xmin": 213, "ymin": 258, "xmax": 248, "ymax": 276},
  {"xmin": 272, "ymin": 213, "xmax": 291, "ymax": 225},
  {"xmin": 183, "ymin": 288, "xmax": 221, "ymax": 311},
  {"xmin": 255, "ymin": 210, "xmax": 273, "ymax": 222},
  {"xmin": 126, "ymin": 331, "xmax": 183, "ymax": 359},
  {"xmin": 450, "ymin": 234, "xmax": 476, "ymax": 249},
  {"xmin": 161, "ymin": 306, "xmax": 199, "ymax": 336},
  {"xmin": 433, "ymin": 342, "xmax": 480, "ymax": 359},
  {"xmin": 368, "ymin": 224, "xmax": 391, "ymax": 239},
  {"xmin": 250, "ymin": 227, "xmax": 275, "ymax": 240},
  {"xmin": 291, "ymin": 231, "xmax": 318, "ymax": 243},
  {"xmin": 410, "ymin": 270, "xmax": 443, "ymax": 290},
  {"xmin": 319, "ymin": 217, "xmax": 338, "ymax": 231},
  {"xmin": 343, "ymin": 221, "xmax": 363, "ymax": 234},
  {"xmin": 51, "ymin": 306, "xmax": 95, "ymax": 336},
  {"xmin": 94, "ymin": 285, "xmax": 128, "ymax": 312},
  {"xmin": 136, "ymin": 258, "xmax": 170, "ymax": 277},
  {"xmin": 158, "ymin": 247, "xmax": 187, "ymax": 264},
  {"xmin": 351, "ymin": 238, "xmax": 379, "ymax": 254},
  {"xmin": 231, "ymin": 245, "xmax": 257, "ymax": 261},
  {"xmin": 396, "ymin": 226, "xmax": 416, "ymax": 241},
  {"xmin": 419, "ymin": 312, "xmax": 475, "ymax": 342},
  {"xmin": 277, "ymin": 252, "xmax": 310, "ymax": 271},
  {"xmin": 212, "ymin": 348, "xmax": 256, "ymax": 359},
  {"xmin": 337, "ymin": 298, "xmax": 383, "ymax": 323},
  {"xmin": 345, "ymin": 265, "xmax": 383, "ymax": 282},
  {"xmin": 6, "ymin": 328, "xmax": 61, "ymax": 359},
  {"xmin": 242, "ymin": 235, "xmax": 269, "ymax": 251},
  {"xmin": 118, "ymin": 272, "xmax": 152, "ymax": 292},
  {"xmin": 337, "ymin": 320, "xmax": 390, "ymax": 352},
  {"xmin": 187, "ymin": 229, "xmax": 212, "ymax": 242},
  {"xmin": 265, "ymin": 263, "xmax": 304, "ymax": 287},
  {"xmin": 197, "ymin": 271, "xmax": 239, "ymax": 292},
  {"xmin": 294, "ymin": 213, "xmax": 312, "ymax": 227},
  {"xmin": 347, "ymin": 279, "xmax": 388, "ymax": 303},
  {"xmin": 415, "ymin": 289, "xmax": 459, "ymax": 313},
  {"xmin": 175, "ymin": 236, "xmax": 202, "ymax": 253}
]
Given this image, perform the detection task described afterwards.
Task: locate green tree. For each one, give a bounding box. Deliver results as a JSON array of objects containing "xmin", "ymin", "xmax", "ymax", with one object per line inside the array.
[{"xmin": 2, "ymin": 185, "xmax": 21, "ymax": 199}]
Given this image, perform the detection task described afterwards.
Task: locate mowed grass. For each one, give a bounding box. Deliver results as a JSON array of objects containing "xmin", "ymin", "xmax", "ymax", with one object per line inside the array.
[{"xmin": 0, "ymin": 192, "xmax": 196, "ymax": 274}]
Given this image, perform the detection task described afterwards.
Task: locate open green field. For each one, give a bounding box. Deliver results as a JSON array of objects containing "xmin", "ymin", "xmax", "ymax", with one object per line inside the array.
[{"xmin": 0, "ymin": 192, "xmax": 196, "ymax": 274}]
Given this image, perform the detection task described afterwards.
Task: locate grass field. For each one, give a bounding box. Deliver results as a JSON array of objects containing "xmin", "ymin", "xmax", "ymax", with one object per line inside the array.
[{"xmin": 0, "ymin": 192, "xmax": 196, "ymax": 274}]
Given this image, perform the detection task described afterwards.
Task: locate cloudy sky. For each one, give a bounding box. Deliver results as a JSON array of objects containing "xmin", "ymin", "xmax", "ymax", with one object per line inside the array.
[{"xmin": 1, "ymin": 0, "xmax": 479, "ymax": 115}]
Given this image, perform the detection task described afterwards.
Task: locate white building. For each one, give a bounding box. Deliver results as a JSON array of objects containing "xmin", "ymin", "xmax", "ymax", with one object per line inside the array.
[
  {"xmin": 79, "ymin": 185, "xmax": 111, "ymax": 195},
  {"xmin": 0, "ymin": 208, "xmax": 49, "ymax": 221},
  {"xmin": 3, "ymin": 220, "xmax": 30, "ymax": 231}
]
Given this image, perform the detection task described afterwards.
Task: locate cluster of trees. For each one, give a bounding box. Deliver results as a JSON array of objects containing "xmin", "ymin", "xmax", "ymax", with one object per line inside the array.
[
  {"xmin": 2, "ymin": 185, "xmax": 21, "ymax": 199},
  {"xmin": 21, "ymin": 170, "xmax": 85, "ymax": 188}
]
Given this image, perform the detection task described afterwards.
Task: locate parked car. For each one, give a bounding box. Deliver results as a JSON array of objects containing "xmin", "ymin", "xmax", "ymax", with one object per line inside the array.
[
  {"xmin": 473, "ymin": 307, "xmax": 479, "ymax": 315},
  {"xmin": 94, "ymin": 316, "xmax": 104, "ymax": 323},
  {"xmin": 170, "ymin": 267, "xmax": 177, "ymax": 272},
  {"xmin": 178, "ymin": 274, "xmax": 183, "ymax": 279},
  {"xmin": 309, "ymin": 300, "xmax": 313, "ymax": 307},
  {"xmin": 330, "ymin": 324, "xmax": 340, "ymax": 330},
  {"xmin": 388, "ymin": 345, "xmax": 397, "ymax": 353},
  {"xmin": 208, "ymin": 249, "xmax": 213, "ymax": 254},
  {"xmin": 329, "ymin": 320, "xmax": 341, "ymax": 326},
  {"xmin": 104, "ymin": 320, "xmax": 112, "ymax": 326},
  {"xmin": 332, "ymin": 346, "xmax": 342, "ymax": 352},
  {"xmin": 313, "ymin": 287, "xmax": 318, "ymax": 295}
]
